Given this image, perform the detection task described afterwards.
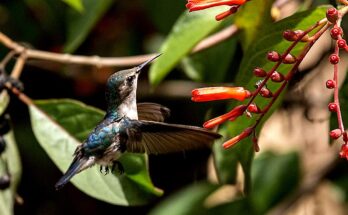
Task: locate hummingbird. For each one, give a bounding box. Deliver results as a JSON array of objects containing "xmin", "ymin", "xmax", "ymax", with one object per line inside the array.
[{"xmin": 55, "ymin": 54, "xmax": 221, "ymax": 190}]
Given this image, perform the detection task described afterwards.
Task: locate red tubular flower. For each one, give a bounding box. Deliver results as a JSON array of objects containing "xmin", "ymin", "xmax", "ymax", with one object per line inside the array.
[
  {"xmin": 203, "ymin": 105, "xmax": 246, "ymax": 129},
  {"xmin": 223, "ymin": 127, "xmax": 253, "ymax": 149},
  {"xmin": 191, "ymin": 87, "xmax": 251, "ymax": 102},
  {"xmin": 186, "ymin": 0, "xmax": 247, "ymax": 20}
]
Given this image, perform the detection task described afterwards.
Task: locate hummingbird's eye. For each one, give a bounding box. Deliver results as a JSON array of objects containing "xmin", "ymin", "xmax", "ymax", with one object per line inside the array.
[{"xmin": 126, "ymin": 76, "xmax": 135, "ymax": 83}]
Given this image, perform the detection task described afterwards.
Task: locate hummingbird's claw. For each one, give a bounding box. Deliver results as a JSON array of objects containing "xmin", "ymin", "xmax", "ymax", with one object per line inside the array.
[
  {"xmin": 99, "ymin": 166, "xmax": 110, "ymax": 175},
  {"xmin": 111, "ymin": 161, "xmax": 124, "ymax": 175}
]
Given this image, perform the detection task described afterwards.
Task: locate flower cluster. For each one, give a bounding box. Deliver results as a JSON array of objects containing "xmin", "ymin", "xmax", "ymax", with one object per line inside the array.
[
  {"xmin": 191, "ymin": 7, "xmax": 348, "ymax": 159},
  {"xmin": 186, "ymin": 0, "xmax": 249, "ymax": 21},
  {"xmin": 325, "ymin": 8, "xmax": 348, "ymax": 159}
]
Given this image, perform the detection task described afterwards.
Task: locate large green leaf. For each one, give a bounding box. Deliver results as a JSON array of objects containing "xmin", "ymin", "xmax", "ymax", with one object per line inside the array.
[
  {"xmin": 149, "ymin": 152, "xmax": 300, "ymax": 215},
  {"xmin": 208, "ymin": 152, "xmax": 300, "ymax": 214},
  {"xmin": 150, "ymin": 182, "xmax": 218, "ymax": 215},
  {"xmin": 29, "ymin": 99, "xmax": 162, "ymax": 205},
  {"xmin": 149, "ymin": 7, "xmax": 228, "ymax": 87},
  {"xmin": 0, "ymin": 131, "xmax": 22, "ymax": 215},
  {"xmin": 64, "ymin": 0, "xmax": 113, "ymax": 52},
  {"xmin": 234, "ymin": 0, "xmax": 274, "ymax": 50},
  {"xmin": 214, "ymin": 6, "xmax": 329, "ymax": 190},
  {"xmin": 181, "ymin": 36, "xmax": 237, "ymax": 82},
  {"xmin": 251, "ymin": 152, "xmax": 300, "ymax": 214}
]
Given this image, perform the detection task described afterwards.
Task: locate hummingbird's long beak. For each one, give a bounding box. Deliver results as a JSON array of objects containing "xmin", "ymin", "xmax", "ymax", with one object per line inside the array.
[{"xmin": 136, "ymin": 53, "xmax": 162, "ymax": 73}]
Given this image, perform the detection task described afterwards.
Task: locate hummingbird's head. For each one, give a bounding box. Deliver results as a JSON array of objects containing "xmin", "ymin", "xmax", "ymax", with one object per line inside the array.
[{"xmin": 106, "ymin": 54, "xmax": 161, "ymax": 102}]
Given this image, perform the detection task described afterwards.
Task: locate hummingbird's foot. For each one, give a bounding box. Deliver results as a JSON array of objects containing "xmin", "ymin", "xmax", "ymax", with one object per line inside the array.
[
  {"xmin": 111, "ymin": 161, "xmax": 124, "ymax": 175},
  {"xmin": 99, "ymin": 166, "xmax": 110, "ymax": 175}
]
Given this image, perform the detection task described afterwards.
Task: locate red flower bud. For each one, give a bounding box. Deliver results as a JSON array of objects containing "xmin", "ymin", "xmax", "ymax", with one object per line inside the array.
[
  {"xmin": 337, "ymin": 39, "xmax": 347, "ymax": 49},
  {"xmin": 253, "ymin": 67, "xmax": 267, "ymax": 77},
  {"xmin": 283, "ymin": 30, "xmax": 298, "ymax": 41},
  {"xmin": 270, "ymin": 71, "xmax": 284, "ymax": 82},
  {"xmin": 267, "ymin": 51, "xmax": 280, "ymax": 62},
  {"xmin": 191, "ymin": 87, "xmax": 251, "ymax": 102},
  {"xmin": 283, "ymin": 30, "xmax": 309, "ymax": 42},
  {"xmin": 328, "ymin": 103, "xmax": 337, "ymax": 112},
  {"xmin": 329, "ymin": 54, "xmax": 340, "ymax": 64},
  {"xmin": 260, "ymin": 87, "xmax": 273, "ymax": 98},
  {"xmin": 326, "ymin": 80, "xmax": 336, "ymax": 89},
  {"xmin": 282, "ymin": 54, "xmax": 297, "ymax": 64},
  {"xmin": 247, "ymin": 103, "xmax": 261, "ymax": 113},
  {"xmin": 203, "ymin": 105, "xmax": 247, "ymax": 129},
  {"xmin": 330, "ymin": 27, "xmax": 343, "ymax": 40},
  {"xmin": 330, "ymin": 129, "xmax": 342, "ymax": 139},
  {"xmin": 223, "ymin": 127, "xmax": 253, "ymax": 149},
  {"xmin": 340, "ymin": 144, "xmax": 348, "ymax": 160},
  {"xmin": 216, "ymin": 5, "xmax": 239, "ymax": 21},
  {"xmin": 326, "ymin": 8, "xmax": 339, "ymax": 23}
]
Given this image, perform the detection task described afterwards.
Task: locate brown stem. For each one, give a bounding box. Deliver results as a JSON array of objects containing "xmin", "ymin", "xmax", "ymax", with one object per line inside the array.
[
  {"xmin": 0, "ymin": 25, "xmax": 238, "ymax": 68},
  {"xmin": 10, "ymin": 53, "xmax": 27, "ymax": 79},
  {"xmin": 0, "ymin": 51, "xmax": 16, "ymax": 70},
  {"xmin": 5, "ymin": 83, "xmax": 33, "ymax": 105}
]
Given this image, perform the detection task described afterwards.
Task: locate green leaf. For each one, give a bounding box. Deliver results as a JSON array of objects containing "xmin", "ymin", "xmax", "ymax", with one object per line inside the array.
[
  {"xmin": 0, "ymin": 131, "xmax": 22, "ymax": 215},
  {"xmin": 64, "ymin": 0, "xmax": 113, "ymax": 53},
  {"xmin": 0, "ymin": 92, "xmax": 9, "ymax": 116},
  {"xmin": 209, "ymin": 152, "xmax": 300, "ymax": 214},
  {"xmin": 208, "ymin": 198, "xmax": 254, "ymax": 214},
  {"xmin": 29, "ymin": 99, "xmax": 162, "ymax": 205},
  {"xmin": 62, "ymin": 0, "xmax": 84, "ymax": 12},
  {"xmin": 214, "ymin": 6, "xmax": 329, "ymax": 190},
  {"xmin": 251, "ymin": 152, "xmax": 300, "ymax": 214},
  {"xmin": 150, "ymin": 182, "xmax": 218, "ymax": 215},
  {"xmin": 181, "ymin": 36, "xmax": 237, "ymax": 82},
  {"xmin": 149, "ymin": 8, "xmax": 227, "ymax": 87},
  {"xmin": 234, "ymin": 0, "xmax": 274, "ymax": 50}
]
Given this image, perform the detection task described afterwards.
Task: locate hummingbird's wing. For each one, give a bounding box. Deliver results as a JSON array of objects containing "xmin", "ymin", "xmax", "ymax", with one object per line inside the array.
[
  {"xmin": 125, "ymin": 120, "xmax": 221, "ymax": 154},
  {"xmin": 137, "ymin": 103, "xmax": 170, "ymax": 122}
]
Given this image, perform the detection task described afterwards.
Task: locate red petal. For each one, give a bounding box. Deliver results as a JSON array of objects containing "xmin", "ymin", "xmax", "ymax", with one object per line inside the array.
[
  {"xmin": 340, "ymin": 144, "xmax": 348, "ymax": 160},
  {"xmin": 223, "ymin": 127, "xmax": 253, "ymax": 149},
  {"xmin": 215, "ymin": 6, "xmax": 239, "ymax": 21},
  {"xmin": 191, "ymin": 87, "xmax": 251, "ymax": 102},
  {"xmin": 203, "ymin": 105, "xmax": 246, "ymax": 129},
  {"xmin": 186, "ymin": 0, "xmax": 246, "ymax": 11}
]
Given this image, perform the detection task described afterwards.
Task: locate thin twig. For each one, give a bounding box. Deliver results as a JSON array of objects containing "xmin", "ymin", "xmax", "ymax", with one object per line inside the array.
[
  {"xmin": 0, "ymin": 51, "xmax": 16, "ymax": 70},
  {"xmin": 0, "ymin": 25, "xmax": 238, "ymax": 68},
  {"xmin": 10, "ymin": 52, "xmax": 27, "ymax": 79},
  {"xmin": 5, "ymin": 84, "xmax": 33, "ymax": 105},
  {"xmin": 2, "ymin": 51, "xmax": 33, "ymax": 105}
]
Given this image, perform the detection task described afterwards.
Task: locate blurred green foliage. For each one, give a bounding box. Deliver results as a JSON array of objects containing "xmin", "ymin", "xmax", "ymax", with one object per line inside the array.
[{"xmin": 0, "ymin": 0, "xmax": 346, "ymax": 214}]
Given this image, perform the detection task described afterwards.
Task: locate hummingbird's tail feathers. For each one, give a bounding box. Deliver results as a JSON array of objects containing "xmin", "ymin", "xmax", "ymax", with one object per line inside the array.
[
  {"xmin": 126, "ymin": 120, "xmax": 222, "ymax": 154},
  {"xmin": 137, "ymin": 103, "xmax": 170, "ymax": 122},
  {"xmin": 55, "ymin": 156, "xmax": 94, "ymax": 190}
]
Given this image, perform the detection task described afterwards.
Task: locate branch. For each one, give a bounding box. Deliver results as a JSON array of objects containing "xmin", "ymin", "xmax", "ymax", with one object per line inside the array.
[
  {"xmin": 0, "ymin": 25, "xmax": 238, "ymax": 68},
  {"xmin": 10, "ymin": 52, "xmax": 27, "ymax": 79}
]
